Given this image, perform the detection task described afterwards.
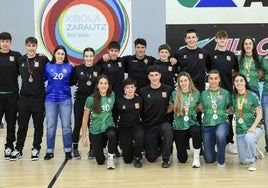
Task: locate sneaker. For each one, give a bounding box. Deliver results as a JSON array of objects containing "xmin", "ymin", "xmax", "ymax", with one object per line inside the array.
[
  {"xmin": 4, "ymin": 147, "xmax": 12, "ymax": 160},
  {"xmin": 9, "ymin": 149, "xmax": 22, "ymax": 161},
  {"xmin": 248, "ymin": 162, "xmax": 256, "ymax": 171},
  {"xmin": 65, "ymin": 152, "xmax": 73, "ymax": 160},
  {"xmin": 192, "ymin": 157, "xmax": 200, "ymax": 168},
  {"xmin": 256, "ymin": 145, "xmax": 264, "ymax": 159},
  {"xmin": 31, "ymin": 148, "xmax": 40, "ymax": 161},
  {"xmin": 133, "ymin": 157, "xmax": 142, "ymax": 168},
  {"xmin": 115, "ymin": 148, "xmax": 122, "ymax": 158},
  {"xmin": 88, "ymin": 150, "xmax": 95, "ymax": 159},
  {"xmin": 44, "ymin": 153, "xmax": 54, "ymax": 160},
  {"xmin": 226, "ymin": 143, "xmax": 238, "ymax": 154},
  {"xmin": 73, "ymin": 150, "xmax": 81, "ymax": 159},
  {"xmin": 162, "ymin": 160, "xmax": 170, "ymax": 168},
  {"xmin": 107, "ymin": 158, "xmax": 115, "ymax": 169},
  {"xmin": 217, "ymin": 163, "xmax": 226, "ymax": 168}
]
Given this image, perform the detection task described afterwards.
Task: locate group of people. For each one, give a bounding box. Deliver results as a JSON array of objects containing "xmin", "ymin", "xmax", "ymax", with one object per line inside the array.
[{"xmin": 0, "ymin": 29, "xmax": 267, "ymax": 171}]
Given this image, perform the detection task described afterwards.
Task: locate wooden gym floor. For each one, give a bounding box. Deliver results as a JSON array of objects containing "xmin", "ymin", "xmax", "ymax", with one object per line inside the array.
[{"xmin": 0, "ymin": 126, "xmax": 267, "ymax": 188}]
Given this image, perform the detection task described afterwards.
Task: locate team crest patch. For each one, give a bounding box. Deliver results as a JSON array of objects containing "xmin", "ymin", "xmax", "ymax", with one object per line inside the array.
[
  {"xmin": 168, "ymin": 66, "xmax": 173, "ymax": 71},
  {"xmin": 80, "ymin": 72, "xmax": 84, "ymax": 76},
  {"xmin": 199, "ymin": 54, "xmax": 203, "ymax": 59},
  {"xmin": 214, "ymin": 55, "xmax": 217, "ymax": 59},
  {"xmin": 226, "ymin": 56, "xmax": 231, "ymax": 61},
  {"xmin": 107, "ymin": 98, "xmax": 112, "ymax": 103},
  {"xmin": 122, "ymin": 105, "xmax": 126, "ymax": 109},
  {"xmin": 34, "ymin": 62, "xmax": 39, "ymax": 67},
  {"xmin": 118, "ymin": 62, "xmax": 122, "ymax": 67},
  {"xmin": 63, "ymin": 68, "xmax": 67, "ymax": 73},
  {"xmin": 144, "ymin": 59, "xmax": 148, "ymax": 64},
  {"xmin": 93, "ymin": 71, "xmax": 98, "ymax": 77},
  {"xmin": 183, "ymin": 55, "xmax": 187, "ymax": 59},
  {"xmin": 9, "ymin": 56, "xmax": 14, "ymax": 61},
  {"xmin": 147, "ymin": 94, "xmax": 151, "ymax": 98},
  {"xmin": 108, "ymin": 64, "xmax": 111, "ymax": 68},
  {"xmin": 162, "ymin": 92, "xmax": 167, "ymax": 98},
  {"xmin": 135, "ymin": 103, "xmax": 140, "ymax": 109}
]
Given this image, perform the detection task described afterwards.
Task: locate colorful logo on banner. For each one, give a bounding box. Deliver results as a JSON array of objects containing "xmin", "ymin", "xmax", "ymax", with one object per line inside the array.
[
  {"xmin": 177, "ymin": 0, "xmax": 237, "ymax": 7},
  {"xmin": 35, "ymin": 0, "xmax": 130, "ymax": 65}
]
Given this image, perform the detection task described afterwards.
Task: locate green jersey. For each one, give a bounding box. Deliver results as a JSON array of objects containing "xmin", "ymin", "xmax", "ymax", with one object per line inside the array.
[
  {"xmin": 200, "ymin": 88, "xmax": 232, "ymax": 127},
  {"xmin": 233, "ymin": 90, "xmax": 261, "ymax": 134},
  {"xmin": 84, "ymin": 92, "xmax": 115, "ymax": 134},
  {"xmin": 261, "ymin": 58, "xmax": 268, "ymax": 95},
  {"xmin": 238, "ymin": 55, "xmax": 263, "ymax": 92},
  {"xmin": 169, "ymin": 91, "xmax": 200, "ymax": 130}
]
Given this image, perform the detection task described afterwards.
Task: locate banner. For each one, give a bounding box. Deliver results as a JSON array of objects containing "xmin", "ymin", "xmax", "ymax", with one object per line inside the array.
[{"xmin": 34, "ymin": 0, "xmax": 132, "ymax": 65}]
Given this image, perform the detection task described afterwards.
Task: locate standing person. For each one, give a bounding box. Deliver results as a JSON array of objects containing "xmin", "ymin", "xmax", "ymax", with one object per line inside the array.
[
  {"xmin": 140, "ymin": 65, "xmax": 173, "ymax": 168},
  {"xmin": 200, "ymin": 70, "xmax": 233, "ymax": 167},
  {"xmin": 169, "ymin": 72, "xmax": 201, "ymax": 168},
  {"xmin": 115, "ymin": 78, "xmax": 144, "ymax": 168},
  {"xmin": 238, "ymin": 36, "xmax": 264, "ymax": 97},
  {"xmin": 0, "ymin": 32, "xmax": 21, "ymax": 159},
  {"xmin": 43, "ymin": 45, "xmax": 74, "ymax": 160},
  {"xmin": 233, "ymin": 73, "xmax": 262, "ymax": 171},
  {"xmin": 72, "ymin": 47, "xmax": 101, "ymax": 159},
  {"xmin": 207, "ymin": 30, "xmax": 239, "ymax": 154},
  {"xmin": 81, "ymin": 75, "xmax": 117, "ymax": 169},
  {"xmin": 174, "ymin": 29, "xmax": 210, "ymax": 92},
  {"xmin": 10, "ymin": 37, "xmax": 49, "ymax": 161},
  {"xmin": 261, "ymin": 54, "xmax": 268, "ymax": 155}
]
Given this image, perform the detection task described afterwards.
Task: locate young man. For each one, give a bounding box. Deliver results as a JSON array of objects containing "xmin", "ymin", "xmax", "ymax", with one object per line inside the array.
[
  {"xmin": 207, "ymin": 30, "xmax": 239, "ymax": 154},
  {"xmin": 175, "ymin": 29, "xmax": 210, "ymax": 92},
  {"xmin": 10, "ymin": 37, "xmax": 49, "ymax": 161},
  {"xmin": 140, "ymin": 65, "xmax": 173, "ymax": 168},
  {"xmin": 0, "ymin": 32, "xmax": 21, "ymax": 159}
]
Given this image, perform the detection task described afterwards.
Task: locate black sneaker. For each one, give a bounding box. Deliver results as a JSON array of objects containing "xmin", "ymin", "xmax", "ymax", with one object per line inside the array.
[
  {"xmin": 65, "ymin": 152, "xmax": 72, "ymax": 160},
  {"xmin": 31, "ymin": 148, "xmax": 40, "ymax": 161},
  {"xmin": 88, "ymin": 150, "xmax": 95, "ymax": 159},
  {"xmin": 162, "ymin": 160, "xmax": 170, "ymax": 168},
  {"xmin": 44, "ymin": 153, "xmax": 54, "ymax": 160},
  {"xmin": 4, "ymin": 147, "xmax": 12, "ymax": 160},
  {"xmin": 9, "ymin": 149, "xmax": 22, "ymax": 161},
  {"xmin": 133, "ymin": 157, "xmax": 142, "ymax": 168}
]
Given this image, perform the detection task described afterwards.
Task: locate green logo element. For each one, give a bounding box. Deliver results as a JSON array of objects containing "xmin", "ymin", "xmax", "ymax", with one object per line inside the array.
[{"xmin": 177, "ymin": 0, "xmax": 198, "ymax": 8}]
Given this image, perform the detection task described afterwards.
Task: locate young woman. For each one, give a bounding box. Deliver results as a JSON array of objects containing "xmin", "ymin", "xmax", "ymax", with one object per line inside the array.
[
  {"xmin": 200, "ymin": 70, "xmax": 233, "ymax": 167},
  {"xmin": 72, "ymin": 47, "xmax": 101, "ymax": 159},
  {"xmin": 261, "ymin": 54, "xmax": 268, "ymax": 155},
  {"xmin": 233, "ymin": 73, "xmax": 262, "ymax": 171},
  {"xmin": 169, "ymin": 72, "xmax": 201, "ymax": 168},
  {"xmin": 81, "ymin": 75, "xmax": 117, "ymax": 169},
  {"xmin": 43, "ymin": 45, "xmax": 74, "ymax": 160},
  {"xmin": 238, "ymin": 36, "xmax": 264, "ymax": 97},
  {"xmin": 115, "ymin": 78, "xmax": 144, "ymax": 168}
]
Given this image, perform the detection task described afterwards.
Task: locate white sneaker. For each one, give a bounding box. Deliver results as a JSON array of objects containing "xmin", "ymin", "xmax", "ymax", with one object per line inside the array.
[
  {"xmin": 4, "ymin": 147, "xmax": 12, "ymax": 160},
  {"xmin": 217, "ymin": 163, "xmax": 226, "ymax": 168},
  {"xmin": 192, "ymin": 157, "xmax": 200, "ymax": 168},
  {"xmin": 107, "ymin": 158, "xmax": 115, "ymax": 169},
  {"xmin": 248, "ymin": 162, "xmax": 256, "ymax": 171},
  {"xmin": 226, "ymin": 143, "xmax": 238, "ymax": 154},
  {"xmin": 256, "ymin": 145, "xmax": 264, "ymax": 159}
]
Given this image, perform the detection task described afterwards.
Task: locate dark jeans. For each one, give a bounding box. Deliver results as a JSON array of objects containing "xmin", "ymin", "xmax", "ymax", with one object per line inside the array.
[
  {"xmin": 16, "ymin": 97, "xmax": 45, "ymax": 150},
  {"xmin": 0, "ymin": 92, "xmax": 19, "ymax": 149},
  {"xmin": 118, "ymin": 125, "xmax": 144, "ymax": 163},
  {"xmin": 143, "ymin": 122, "xmax": 173, "ymax": 162},
  {"xmin": 90, "ymin": 127, "xmax": 116, "ymax": 165},
  {"xmin": 174, "ymin": 125, "xmax": 201, "ymax": 163}
]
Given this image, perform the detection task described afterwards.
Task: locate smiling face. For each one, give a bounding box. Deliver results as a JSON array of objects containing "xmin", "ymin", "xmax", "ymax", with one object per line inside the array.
[
  {"xmin": 97, "ymin": 77, "xmax": 109, "ymax": 96},
  {"xmin": 233, "ymin": 75, "xmax": 246, "ymax": 91},
  {"xmin": 185, "ymin": 32, "xmax": 198, "ymax": 50},
  {"xmin": 178, "ymin": 75, "xmax": 190, "ymax": 92},
  {"xmin": 159, "ymin": 49, "xmax": 170, "ymax": 62},
  {"xmin": 26, "ymin": 42, "xmax": 37, "ymax": 58},
  {"xmin": 215, "ymin": 37, "xmax": 228, "ymax": 50},
  {"xmin": 148, "ymin": 71, "xmax": 161, "ymax": 87},
  {"xmin": 208, "ymin": 73, "xmax": 220, "ymax": 90},
  {"xmin": 124, "ymin": 84, "xmax": 136, "ymax": 98},
  {"xmin": 135, "ymin": 44, "xmax": 146, "ymax": 59},
  {"xmin": 84, "ymin": 51, "xmax": 94, "ymax": 67},
  {"xmin": 243, "ymin": 38, "xmax": 254, "ymax": 55},
  {"xmin": 0, "ymin": 39, "xmax": 11, "ymax": 53},
  {"xmin": 54, "ymin": 49, "xmax": 66, "ymax": 64}
]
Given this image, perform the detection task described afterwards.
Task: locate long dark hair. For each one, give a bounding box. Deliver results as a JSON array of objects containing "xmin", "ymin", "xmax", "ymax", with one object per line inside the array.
[
  {"xmin": 239, "ymin": 37, "xmax": 260, "ymax": 70},
  {"xmin": 233, "ymin": 73, "xmax": 250, "ymax": 96},
  {"xmin": 92, "ymin": 75, "xmax": 112, "ymax": 113},
  {"xmin": 51, "ymin": 45, "xmax": 69, "ymax": 63}
]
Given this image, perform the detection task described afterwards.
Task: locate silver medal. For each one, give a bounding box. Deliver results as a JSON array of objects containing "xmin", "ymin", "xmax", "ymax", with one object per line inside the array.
[
  {"xmin": 184, "ymin": 116, "xmax": 189, "ymax": 122},
  {"xmin": 213, "ymin": 114, "xmax": 218, "ymax": 120}
]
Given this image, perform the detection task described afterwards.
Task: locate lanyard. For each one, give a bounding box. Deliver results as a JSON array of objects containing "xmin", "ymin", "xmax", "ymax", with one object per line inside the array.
[
  {"xmin": 237, "ymin": 90, "xmax": 247, "ymax": 120},
  {"xmin": 183, "ymin": 93, "xmax": 191, "ymax": 115},
  {"xmin": 209, "ymin": 89, "xmax": 220, "ymax": 114}
]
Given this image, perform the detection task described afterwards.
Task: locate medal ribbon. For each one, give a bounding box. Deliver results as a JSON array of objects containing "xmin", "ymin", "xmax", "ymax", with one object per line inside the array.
[
  {"xmin": 183, "ymin": 93, "xmax": 191, "ymax": 116},
  {"xmin": 26, "ymin": 56, "xmax": 35, "ymax": 78},
  {"xmin": 210, "ymin": 90, "xmax": 220, "ymax": 114},
  {"xmin": 245, "ymin": 57, "xmax": 252, "ymax": 77},
  {"xmin": 237, "ymin": 90, "xmax": 247, "ymax": 120}
]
